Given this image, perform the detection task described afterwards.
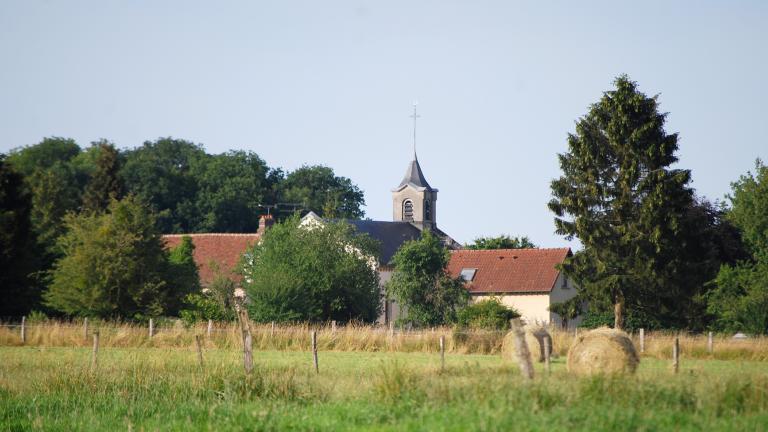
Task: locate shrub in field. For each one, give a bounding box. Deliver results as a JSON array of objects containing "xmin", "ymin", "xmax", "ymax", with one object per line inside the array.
[
  {"xmin": 567, "ymin": 327, "xmax": 639, "ymax": 375},
  {"xmin": 179, "ymin": 269, "xmax": 236, "ymax": 325},
  {"xmin": 456, "ymin": 299, "xmax": 519, "ymax": 331}
]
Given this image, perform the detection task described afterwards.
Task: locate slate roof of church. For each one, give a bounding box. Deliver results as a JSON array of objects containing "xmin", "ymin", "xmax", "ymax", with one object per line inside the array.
[
  {"xmin": 394, "ymin": 157, "xmax": 435, "ymax": 191},
  {"xmin": 447, "ymin": 248, "xmax": 572, "ymax": 294},
  {"xmin": 162, "ymin": 233, "xmax": 260, "ymax": 285},
  {"xmin": 346, "ymin": 220, "xmax": 424, "ymax": 266}
]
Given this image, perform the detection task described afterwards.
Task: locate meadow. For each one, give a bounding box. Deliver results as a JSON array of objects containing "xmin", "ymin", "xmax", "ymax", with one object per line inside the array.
[{"xmin": 2, "ymin": 321, "xmax": 768, "ymax": 431}]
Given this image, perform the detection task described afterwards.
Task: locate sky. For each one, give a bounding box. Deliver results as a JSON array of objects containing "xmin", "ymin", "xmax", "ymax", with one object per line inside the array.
[{"xmin": 1, "ymin": 1, "xmax": 766, "ymax": 247}]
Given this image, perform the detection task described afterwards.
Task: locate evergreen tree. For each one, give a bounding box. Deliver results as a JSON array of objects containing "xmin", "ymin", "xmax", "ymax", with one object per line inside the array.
[
  {"xmin": 0, "ymin": 155, "xmax": 37, "ymax": 317},
  {"xmin": 82, "ymin": 140, "xmax": 122, "ymax": 213},
  {"xmin": 549, "ymin": 76, "xmax": 693, "ymax": 329},
  {"xmin": 386, "ymin": 231, "xmax": 469, "ymax": 326}
]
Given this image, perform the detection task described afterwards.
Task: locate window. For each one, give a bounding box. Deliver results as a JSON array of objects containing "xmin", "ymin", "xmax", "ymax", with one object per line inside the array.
[
  {"xmin": 460, "ymin": 268, "xmax": 477, "ymax": 282},
  {"xmin": 403, "ymin": 200, "xmax": 414, "ymax": 221},
  {"xmin": 561, "ymin": 277, "xmax": 569, "ymax": 289},
  {"xmin": 424, "ymin": 200, "xmax": 431, "ymax": 221}
]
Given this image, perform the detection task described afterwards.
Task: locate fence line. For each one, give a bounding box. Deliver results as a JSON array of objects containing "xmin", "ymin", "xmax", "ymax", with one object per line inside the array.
[{"xmin": 2, "ymin": 320, "xmax": 767, "ymax": 361}]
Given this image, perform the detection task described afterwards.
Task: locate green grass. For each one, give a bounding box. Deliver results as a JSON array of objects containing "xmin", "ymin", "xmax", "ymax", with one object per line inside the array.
[{"xmin": 1, "ymin": 347, "xmax": 767, "ymax": 431}]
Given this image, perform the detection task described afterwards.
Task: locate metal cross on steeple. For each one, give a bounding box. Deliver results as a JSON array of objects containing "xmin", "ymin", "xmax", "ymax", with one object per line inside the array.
[{"xmin": 410, "ymin": 101, "xmax": 420, "ymax": 159}]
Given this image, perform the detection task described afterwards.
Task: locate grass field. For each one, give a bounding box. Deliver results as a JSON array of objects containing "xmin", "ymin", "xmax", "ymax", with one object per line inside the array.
[{"xmin": 2, "ymin": 345, "xmax": 768, "ymax": 431}]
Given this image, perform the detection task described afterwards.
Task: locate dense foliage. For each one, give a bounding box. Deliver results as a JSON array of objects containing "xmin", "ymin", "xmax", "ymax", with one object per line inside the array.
[
  {"xmin": 456, "ymin": 299, "xmax": 519, "ymax": 330},
  {"xmin": 2, "ymin": 136, "xmax": 366, "ymax": 317},
  {"xmin": 708, "ymin": 161, "xmax": 768, "ymax": 334},
  {"xmin": 44, "ymin": 196, "xmax": 188, "ymax": 319},
  {"xmin": 81, "ymin": 141, "xmax": 123, "ymax": 213},
  {"xmin": 240, "ymin": 216, "xmax": 381, "ymax": 323},
  {"xmin": 465, "ymin": 235, "xmax": 536, "ymax": 250},
  {"xmin": 549, "ymin": 76, "xmax": 713, "ymax": 330},
  {"xmin": 387, "ymin": 231, "xmax": 469, "ymax": 326},
  {"xmin": 279, "ymin": 165, "xmax": 366, "ymax": 219},
  {"xmin": 0, "ymin": 155, "xmax": 37, "ymax": 317}
]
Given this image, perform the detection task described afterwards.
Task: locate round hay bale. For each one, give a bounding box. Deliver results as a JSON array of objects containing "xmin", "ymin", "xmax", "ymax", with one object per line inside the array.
[
  {"xmin": 567, "ymin": 327, "xmax": 639, "ymax": 375},
  {"xmin": 501, "ymin": 325, "xmax": 553, "ymax": 363}
]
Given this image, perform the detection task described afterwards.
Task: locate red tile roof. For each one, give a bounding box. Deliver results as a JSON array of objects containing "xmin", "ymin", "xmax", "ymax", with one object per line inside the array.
[
  {"xmin": 447, "ymin": 248, "xmax": 571, "ymax": 294},
  {"xmin": 162, "ymin": 234, "xmax": 260, "ymax": 285}
]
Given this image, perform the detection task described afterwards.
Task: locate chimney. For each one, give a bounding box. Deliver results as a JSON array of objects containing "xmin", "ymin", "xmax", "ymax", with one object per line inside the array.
[{"xmin": 257, "ymin": 214, "xmax": 275, "ymax": 236}]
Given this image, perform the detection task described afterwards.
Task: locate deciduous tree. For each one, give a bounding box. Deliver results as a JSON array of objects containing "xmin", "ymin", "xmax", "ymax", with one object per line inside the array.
[
  {"xmin": 240, "ymin": 216, "xmax": 380, "ymax": 322},
  {"xmin": 45, "ymin": 196, "xmax": 172, "ymax": 318},
  {"xmin": 387, "ymin": 231, "xmax": 469, "ymax": 326},
  {"xmin": 466, "ymin": 235, "xmax": 536, "ymax": 250},
  {"xmin": 279, "ymin": 165, "xmax": 365, "ymax": 219}
]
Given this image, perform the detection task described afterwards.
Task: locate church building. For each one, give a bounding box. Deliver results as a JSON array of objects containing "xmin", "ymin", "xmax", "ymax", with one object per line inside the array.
[{"xmin": 301, "ymin": 152, "xmax": 460, "ymax": 324}]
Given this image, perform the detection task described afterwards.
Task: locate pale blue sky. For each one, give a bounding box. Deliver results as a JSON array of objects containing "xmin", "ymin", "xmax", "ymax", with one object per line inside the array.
[{"xmin": 1, "ymin": 1, "xmax": 766, "ymax": 246}]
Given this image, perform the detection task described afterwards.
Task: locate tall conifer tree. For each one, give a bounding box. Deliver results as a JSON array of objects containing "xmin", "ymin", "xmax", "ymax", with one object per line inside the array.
[
  {"xmin": 549, "ymin": 76, "xmax": 693, "ymax": 329},
  {"xmin": 82, "ymin": 140, "xmax": 122, "ymax": 213}
]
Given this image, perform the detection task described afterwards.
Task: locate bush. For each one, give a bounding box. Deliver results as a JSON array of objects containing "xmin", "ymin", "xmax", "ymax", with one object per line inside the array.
[
  {"xmin": 456, "ymin": 299, "xmax": 519, "ymax": 330},
  {"xmin": 179, "ymin": 272, "xmax": 236, "ymax": 325}
]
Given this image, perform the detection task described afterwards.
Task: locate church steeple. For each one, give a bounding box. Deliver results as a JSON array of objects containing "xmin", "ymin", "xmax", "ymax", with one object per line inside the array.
[
  {"xmin": 396, "ymin": 157, "xmax": 433, "ymax": 191},
  {"xmin": 392, "ymin": 103, "xmax": 438, "ymax": 228}
]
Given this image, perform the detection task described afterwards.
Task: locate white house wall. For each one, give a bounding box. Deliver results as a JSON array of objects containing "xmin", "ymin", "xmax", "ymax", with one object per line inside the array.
[
  {"xmin": 471, "ymin": 293, "xmax": 551, "ymax": 326},
  {"xmin": 548, "ymin": 273, "xmax": 582, "ymax": 329}
]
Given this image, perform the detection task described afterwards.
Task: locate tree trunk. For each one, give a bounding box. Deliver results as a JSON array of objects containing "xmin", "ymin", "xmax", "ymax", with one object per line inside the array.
[{"xmin": 614, "ymin": 300, "xmax": 624, "ymax": 330}]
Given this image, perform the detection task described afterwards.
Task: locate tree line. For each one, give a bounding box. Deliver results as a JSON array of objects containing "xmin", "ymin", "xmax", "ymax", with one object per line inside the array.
[
  {"xmin": 0, "ymin": 137, "xmax": 365, "ymax": 318},
  {"xmin": 2, "ymin": 76, "xmax": 766, "ymax": 335}
]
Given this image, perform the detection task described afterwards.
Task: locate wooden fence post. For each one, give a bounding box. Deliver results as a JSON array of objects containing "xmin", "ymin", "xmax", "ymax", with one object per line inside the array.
[
  {"xmin": 389, "ymin": 321, "xmax": 394, "ymax": 339},
  {"xmin": 639, "ymin": 328, "xmax": 645, "ymax": 353},
  {"xmin": 439, "ymin": 335, "xmax": 445, "ymax": 371},
  {"xmin": 83, "ymin": 318, "xmax": 89, "ymax": 343},
  {"xmin": 91, "ymin": 331, "xmax": 100, "ymax": 370},
  {"xmin": 271, "ymin": 321, "xmax": 275, "ymax": 337},
  {"xmin": 543, "ymin": 334, "xmax": 551, "ymax": 374},
  {"xmin": 243, "ymin": 328, "xmax": 253, "ymax": 374},
  {"xmin": 672, "ymin": 336, "xmax": 680, "ymax": 374},
  {"xmin": 311, "ymin": 330, "xmax": 319, "ymax": 374},
  {"xmin": 707, "ymin": 331, "xmax": 713, "ymax": 354},
  {"xmin": 195, "ymin": 335, "xmax": 204, "ymax": 369},
  {"xmin": 20, "ymin": 316, "xmax": 26, "ymax": 344},
  {"xmin": 510, "ymin": 319, "xmax": 534, "ymax": 380},
  {"xmin": 331, "ymin": 320, "xmax": 337, "ymax": 333},
  {"xmin": 207, "ymin": 319, "xmax": 213, "ymax": 338},
  {"xmin": 149, "ymin": 318, "xmax": 154, "ymax": 338}
]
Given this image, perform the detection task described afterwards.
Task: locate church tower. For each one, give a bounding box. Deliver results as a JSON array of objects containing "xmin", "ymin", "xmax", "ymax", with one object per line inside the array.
[{"xmin": 392, "ymin": 155, "xmax": 437, "ymax": 230}]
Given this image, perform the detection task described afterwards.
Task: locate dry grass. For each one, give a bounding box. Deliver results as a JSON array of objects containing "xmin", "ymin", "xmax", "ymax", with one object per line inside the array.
[{"xmin": 2, "ymin": 320, "xmax": 768, "ymax": 361}]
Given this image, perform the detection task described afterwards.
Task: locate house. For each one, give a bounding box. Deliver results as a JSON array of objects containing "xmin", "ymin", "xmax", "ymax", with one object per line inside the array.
[
  {"xmin": 447, "ymin": 248, "xmax": 582, "ymax": 328},
  {"xmin": 162, "ymin": 215, "xmax": 272, "ymax": 286}
]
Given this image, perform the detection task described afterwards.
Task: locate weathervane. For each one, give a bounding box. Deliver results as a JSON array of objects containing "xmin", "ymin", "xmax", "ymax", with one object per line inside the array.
[{"xmin": 410, "ymin": 101, "xmax": 420, "ymax": 159}]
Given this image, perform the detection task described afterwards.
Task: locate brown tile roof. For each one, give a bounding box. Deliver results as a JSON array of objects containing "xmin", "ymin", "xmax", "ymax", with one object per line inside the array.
[
  {"xmin": 162, "ymin": 234, "xmax": 260, "ymax": 285},
  {"xmin": 447, "ymin": 248, "xmax": 571, "ymax": 294}
]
